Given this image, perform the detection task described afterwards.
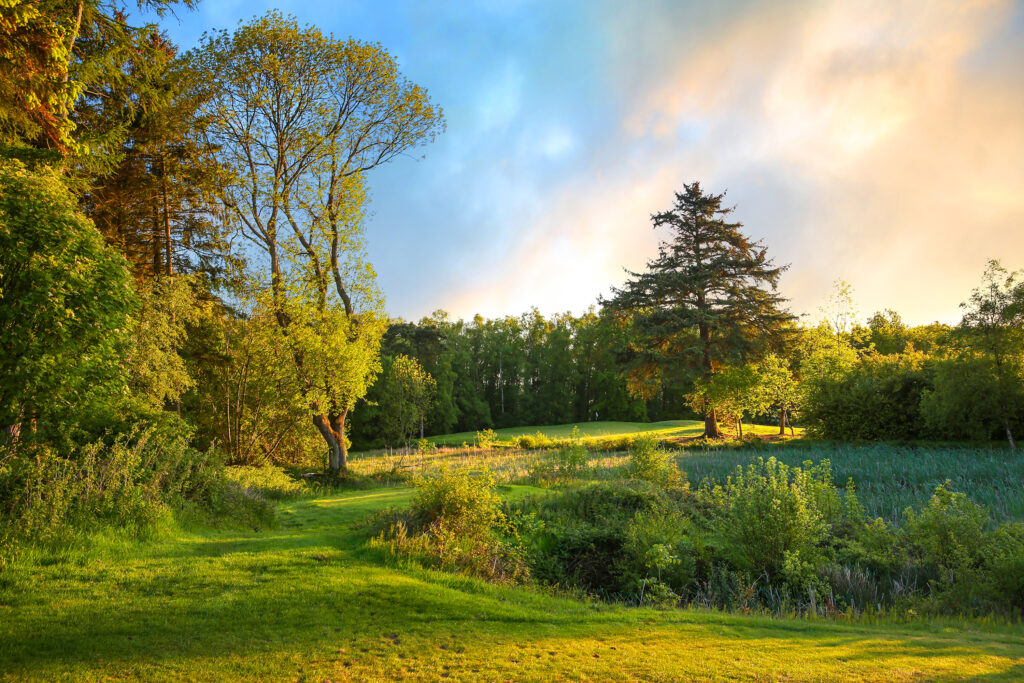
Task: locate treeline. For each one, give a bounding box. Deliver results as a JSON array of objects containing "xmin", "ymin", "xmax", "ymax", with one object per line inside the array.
[
  {"xmin": 354, "ymin": 291, "xmax": 1024, "ymax": 449},
  {"xmin": 349, "ymin": 310, "xmax": 686, "ymax": 448}
]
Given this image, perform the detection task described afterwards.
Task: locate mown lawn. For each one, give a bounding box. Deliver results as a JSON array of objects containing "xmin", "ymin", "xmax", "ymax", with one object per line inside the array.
[
  {"xmin": 426, "ymin": 419, "xmax": 792, "ymax": 447},
  {"xmin": 2, "ymin": 487, "xmax": 1022, "ymax": 682}
]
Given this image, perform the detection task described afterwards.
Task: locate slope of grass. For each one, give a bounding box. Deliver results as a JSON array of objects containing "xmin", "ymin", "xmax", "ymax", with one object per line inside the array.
[
  {"xmin": 426, "ymin": 419, "xmax": 791, "ymax": 447},
  {"xmin": 2, "ymin": 486, "xmax": 1022, "ymax": 681}
]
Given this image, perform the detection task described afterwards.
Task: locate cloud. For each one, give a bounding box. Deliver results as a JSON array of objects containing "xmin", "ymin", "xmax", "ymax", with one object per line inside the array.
[{"xmin": 442, "ymin": 0, "xmax": 1024, "ymax": 325}]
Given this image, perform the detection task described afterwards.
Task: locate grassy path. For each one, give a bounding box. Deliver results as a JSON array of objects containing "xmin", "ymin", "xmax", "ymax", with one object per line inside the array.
[{"xmin": 2, "ymin": 488, "xmax": 1022, "ymax": 681}]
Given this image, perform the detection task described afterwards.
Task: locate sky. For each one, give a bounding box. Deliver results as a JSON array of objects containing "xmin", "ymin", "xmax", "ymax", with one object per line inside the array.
[{"xmin": 149, "ymin": 0, "xmax": 1024, "ymax": 326}]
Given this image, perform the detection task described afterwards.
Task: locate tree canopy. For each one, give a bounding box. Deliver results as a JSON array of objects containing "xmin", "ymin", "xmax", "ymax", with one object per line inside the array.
[{"xmin": 603, "ymin": 182, "xmax": 792, "ymax": 437}]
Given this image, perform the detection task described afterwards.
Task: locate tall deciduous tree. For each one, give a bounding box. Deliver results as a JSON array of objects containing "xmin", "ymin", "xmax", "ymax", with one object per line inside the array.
[
  {"xmin": 189, "ymin": 12, "xmax": 444, "ymax": 473},
  {"xmin": 958, "ymin": 259, "xmax": 1024, "ymax": 449},
  {"xmin": 603, "ymin": 182, "xmax": 792, "ymax": 437}
]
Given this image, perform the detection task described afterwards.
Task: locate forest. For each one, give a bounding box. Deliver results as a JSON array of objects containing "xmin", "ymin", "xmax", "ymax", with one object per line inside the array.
[{"xmin": 2, "ymin": 2, "xmax": 1024, "ymax": 682}]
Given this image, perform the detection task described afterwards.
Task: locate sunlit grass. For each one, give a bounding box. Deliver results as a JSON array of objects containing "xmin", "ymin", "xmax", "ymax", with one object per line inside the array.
[
  {"xmin": 2, "ymin": 487, "xmax": 1022, "ymax": 681},
  {"xmin": 425, "ymin": 418, "xmax": 798, "ymax": 447}
]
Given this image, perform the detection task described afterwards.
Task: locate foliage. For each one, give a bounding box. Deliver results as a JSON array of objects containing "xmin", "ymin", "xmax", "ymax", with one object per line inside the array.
[
  {"xmin": 800, "ymin": 349, "xmax": 932, "ymax": 440},
  {"xmin": 902, "ymin": 482, "xmax": 988, "ymax": 571},
  {"xmin": 627, "ymin": 434, "xmax": 679, "ymax": 485},
  {"xmin": 373, "ymin": 468, "xmax": 526, "ymax": 582},
  {"xmin": 379, "ymin": 354, "xmax": 436, "ymax": 446},
  {"xmin": 602, "ymin": 182, "xmax": 793, "ymax": 437},
  {"xmin": 704, "ymin": 457, "xmax": 832, "ymax": 583},
  {"xmin": 189, "ymin": 11, "xmax": 444, "ymax": 473},
  {"xmin": 127, "ymin": 275, "xmax": 207, "ymax": 409},
  {"xmin": 921, "ymin": 356, "xmax": 1024, "ymax": 441},
  {"xmin": 0, "ymin": 425, "xmax": 272, "ymax": 551},
  {"xmin": 955, "ymin": 259, "xmax": 1024, "ymax": 448},
  {"xmin": 0, "ymin": 159, "xmax": 136, "ymax": 438}
]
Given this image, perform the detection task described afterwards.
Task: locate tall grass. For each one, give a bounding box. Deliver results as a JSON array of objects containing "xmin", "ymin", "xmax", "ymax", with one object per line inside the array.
[
  {"xmin": 349, "ymin": 443, "xmax": 1024, "ymax": 524},
  {"xmin": 677, "ymin": 445, "xmax": 1024, "ymax": 524}
]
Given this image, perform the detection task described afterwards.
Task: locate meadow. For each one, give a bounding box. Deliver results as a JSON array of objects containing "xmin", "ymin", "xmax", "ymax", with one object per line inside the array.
[{"xmin": 2, "ymin": 480, "xmax": 1023, "ymax": 682}]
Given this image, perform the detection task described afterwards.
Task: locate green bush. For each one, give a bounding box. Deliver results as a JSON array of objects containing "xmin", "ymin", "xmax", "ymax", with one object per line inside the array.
[
  {"xmin": 374, "ymin": 468, "xmax": 526, "ymax": 583},
  {"xmin": 627, "ymin": 434, "xmax": 679, "ymax": 485},
  {"xmin": 903, "ymin": 482, "xmax": 987, "ymax": 571},
  {"xmin": 411, "ymin": 469, "xmax": 502, "ymax": 539},
  {"xmin": 0, "ymin": 426, "xmax": 272, "ymax": 548},
  {"xmin": 704, "ymin": 458, "xmax": 830, "ymax": 583},
  {"xmin": 801, "ymin": 352, "xmax": 932, "ymax": 440},
  {"xmin": 475, "ymin": 428, "xmax": 498, "ymax": 449},
  {"xmin": 983, "ymin": 523, "xmax": 1024, "ymax": 610}
]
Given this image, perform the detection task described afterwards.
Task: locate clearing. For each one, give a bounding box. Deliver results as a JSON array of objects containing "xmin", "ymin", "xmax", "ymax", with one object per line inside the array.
[{"xmin": 2, "ymin": 483, "xmax": 1022, "ymax": 681}]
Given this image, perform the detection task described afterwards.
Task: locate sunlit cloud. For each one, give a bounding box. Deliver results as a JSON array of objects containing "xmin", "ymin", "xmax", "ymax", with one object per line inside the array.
[{"xmin": 152, "ymin": 0, "xmax": 1024, "ymax": 326}]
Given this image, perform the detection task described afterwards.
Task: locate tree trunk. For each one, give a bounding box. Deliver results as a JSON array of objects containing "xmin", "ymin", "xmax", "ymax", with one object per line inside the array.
[
  {"xmin": 419, "ymin": 417, "xmax": 424, "ymax": 439},
  {"xmin": 1005, "ymin": 418, "xmax": 1017, "ymax": 451},
  {"xmin": 698, "ymin": 321, "xmax": 721, "ymax": 438},
  {"xmin": 160, "ymin": 156, "xmax": 173, "ymax": 276},
  {"xmin": 703, "ymin": 403, "xmax": 722, "ymax": 438},
  {"xmin": 779, "ymin": 408, "xmax": 786, "ymax": 436},
  {"xmin": 737, "ymin": 419, "xmax": 743, "ymax": 438},
  {"xmin": 313, "ymin": 408, "xmax": 349, "ymax": 475}
]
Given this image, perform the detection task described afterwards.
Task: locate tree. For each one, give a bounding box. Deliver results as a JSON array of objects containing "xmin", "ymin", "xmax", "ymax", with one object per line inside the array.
[
  {"xmin": 189, "ymin": 13, "xmax": 444, "ymax": 473},
  {"xmin": 603, "ymin": 182, "xmax": 792, "ymax": 437},
  {"xmin": 1, "ymin": 1, "xmax": 195, "ymax": 161},
  {"xmin": 0, "ymin": 159, "xmax": 135, "ymax": 443},
  {"xmin": 755, "ymin": 353, "xmax": 800, "ymax": 435},
  {"xmin": 687, "ymin": 364, "xmax": 761, "ymax": 437},
  {"xmin": 381, "ymin": 355, "xmax": 436, "ymax": 447},
  {"xmin": 957, "ymin": 260, "xmax": 1024, "ymax": 449}
]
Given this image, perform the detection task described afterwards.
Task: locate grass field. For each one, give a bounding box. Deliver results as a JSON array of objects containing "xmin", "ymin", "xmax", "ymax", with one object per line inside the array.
[
  {"xmin": 2, "ymin": 485, "xmax": 1023, "ymax": 682},
  {"xmin": 425, "ymin": 419, "xmax": 794, "ymax": 446}
]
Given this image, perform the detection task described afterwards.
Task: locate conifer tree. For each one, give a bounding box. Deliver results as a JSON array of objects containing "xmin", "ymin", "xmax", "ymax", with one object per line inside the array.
[{"xmin": 603, "ymin": 182, "xmax": 792, "ymax": 437}]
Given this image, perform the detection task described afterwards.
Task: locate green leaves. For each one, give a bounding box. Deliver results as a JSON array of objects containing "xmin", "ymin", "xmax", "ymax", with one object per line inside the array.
[{"xmin": 0, "ymin": 159, "xmax": 136, "ymax": 431}]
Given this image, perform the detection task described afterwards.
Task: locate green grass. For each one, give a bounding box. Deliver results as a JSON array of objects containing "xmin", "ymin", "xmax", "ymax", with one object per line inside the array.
[
  {"xmin": 2, "ymin": 484, "xmax": 1023, "ymax": 681},
  {"xmin": 425, "ymin": 419, "xmax": 794, "ymax": 447}
]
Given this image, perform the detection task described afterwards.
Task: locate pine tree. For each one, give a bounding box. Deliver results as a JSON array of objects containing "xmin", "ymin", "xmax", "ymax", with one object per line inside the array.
[{"xmin": 603, "ymin": 182, "xmax": 793, "ymax": 437}]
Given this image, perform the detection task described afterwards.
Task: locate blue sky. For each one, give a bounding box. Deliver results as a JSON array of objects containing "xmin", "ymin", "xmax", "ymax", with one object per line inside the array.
[{"xmin": 150, "ymin": 0, "xmax": 1024, "ymax": 325}]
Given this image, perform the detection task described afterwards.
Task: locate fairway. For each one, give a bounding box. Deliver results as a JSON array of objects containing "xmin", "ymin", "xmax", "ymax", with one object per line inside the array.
[
  {"xmin": 426, "ymin": 419, "xmax": 793, "ymax": 447},
  {"xmin": 2, "ymin": 487, "xmax": 1022, "ymax": 682}
]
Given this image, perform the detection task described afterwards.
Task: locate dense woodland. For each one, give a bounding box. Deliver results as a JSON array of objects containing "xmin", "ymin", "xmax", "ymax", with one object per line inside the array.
[{"xmin": 1, "ymin": 0, "xmax": 1023, "ymax": 604}]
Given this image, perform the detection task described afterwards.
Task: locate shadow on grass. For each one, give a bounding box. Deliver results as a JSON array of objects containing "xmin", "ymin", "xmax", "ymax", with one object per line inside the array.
[{"xmin": 2, "ymin": 487, "xmax": 1022, "ymax": 681}]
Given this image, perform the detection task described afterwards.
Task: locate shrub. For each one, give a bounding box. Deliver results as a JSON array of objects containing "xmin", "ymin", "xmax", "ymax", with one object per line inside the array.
[
  {"xmin": 801, "ymin": 351, "xmax": 932, "ymax": 440},
  {"xmin": 705, "ymin": 457, "xmax": 830, "ymax": 582},
  {"xmin": 903, "ymin": 482, "xmax": 987, "ymax": 571},
  {"xmin": 375, "ymin": 468, "xmax": 526, "ymax": 582},
  {"xmin": 0, "ymin": 426, "xmax": 272, "ymax": 549},
  {"xmin": 411, "ymin": 468, "xmax": 502, "ymax": 538},
  {"xmin": 529, "ymin": 440, "xmax": 590, "ymax": 485},
  {"xmin": 624, "ymin": 508, "xmax": 697, "ymax": 598},
  {"xmin": 475, "ymin": 428, "xmax": 498, "ymax": 449},
  {"xmin": 983, "ymin": 523, "xmax": 1024, "ymax": 610},
  {"xmin": 628, "ymin": 434, "xmax": 679, "ymax": 485},
  {"xmin": 414, "ymin": 438, "xmax": 437, "ymax": 454}
]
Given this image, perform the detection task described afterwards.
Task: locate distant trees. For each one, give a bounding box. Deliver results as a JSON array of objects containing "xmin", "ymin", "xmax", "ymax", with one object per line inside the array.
[
  {"xmin": 189, "ymin": 12, "xmax": 444, "ymax": 473},
  {"xmin": 603, "ymin": 183, "xmax": 792, "ymax": 438}
]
